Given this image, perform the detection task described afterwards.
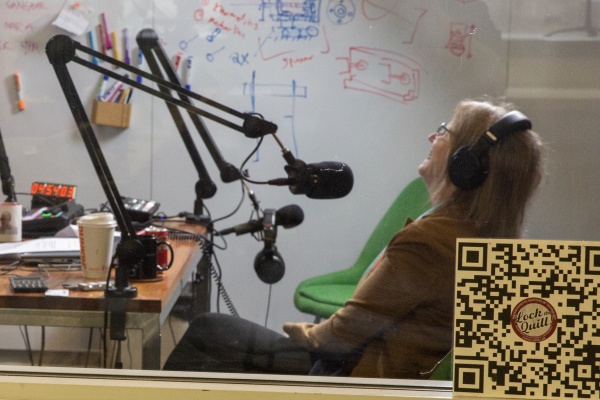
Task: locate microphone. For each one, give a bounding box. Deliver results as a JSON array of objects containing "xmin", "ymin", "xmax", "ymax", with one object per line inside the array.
[
  {"xmin": 268, "ymin": 152, "xmax": 353, "ymax": 199},
  {"xmin": 218, "ymin": 204, "xmax": 304, "ymax": 236}
]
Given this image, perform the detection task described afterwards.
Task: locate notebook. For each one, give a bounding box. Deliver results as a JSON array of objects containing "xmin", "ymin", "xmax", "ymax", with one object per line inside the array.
[{"xmin": 453, "ymin": 238, "xmax": 600, "ymax": 399}]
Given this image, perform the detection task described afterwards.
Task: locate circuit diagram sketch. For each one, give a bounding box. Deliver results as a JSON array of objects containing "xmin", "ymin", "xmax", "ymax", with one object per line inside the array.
[
  {"xmin": 243, "ymin": 71, "xmax": 307, "ymax": 160},
  {"xmin": 338, "ymin": 47, "xmax": 421, "ymax": 104},
  {"xmin": 445, "ymin": 23, "xmax": 475, "ymax": 58}
]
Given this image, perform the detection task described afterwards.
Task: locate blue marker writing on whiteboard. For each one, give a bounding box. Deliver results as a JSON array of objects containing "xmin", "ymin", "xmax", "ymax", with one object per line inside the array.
[
  {"xmin": 137, "ymin": 49, "xmax": 144, "ymax": 83},
  {"xmin": 88, "ymin": 31, "xmax": 98, "ymax": 65},
  {"xmin": 97, "ymin": 75, "xmax": 109, "ymax": 100},
  {"xmin": 184, "ymin": 56, "xmax": 193, "ymax": 90}
]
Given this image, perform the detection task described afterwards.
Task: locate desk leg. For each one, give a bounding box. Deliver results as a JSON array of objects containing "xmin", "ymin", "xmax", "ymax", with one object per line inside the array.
[{"xmin": 133, "ymin": 313, "xmax": 161, "ymax": 370}]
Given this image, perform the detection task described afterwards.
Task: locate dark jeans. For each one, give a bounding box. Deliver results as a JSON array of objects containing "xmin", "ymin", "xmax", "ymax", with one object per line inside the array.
[{"xmin": 163, "ymin": 313, "xmax": 312, "ymax": 374}]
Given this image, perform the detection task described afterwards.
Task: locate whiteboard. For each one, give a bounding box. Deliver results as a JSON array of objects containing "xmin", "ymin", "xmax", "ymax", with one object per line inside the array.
[{"xmin": 0, "ymin": 0, "xmax": 507, "ymax": 332}]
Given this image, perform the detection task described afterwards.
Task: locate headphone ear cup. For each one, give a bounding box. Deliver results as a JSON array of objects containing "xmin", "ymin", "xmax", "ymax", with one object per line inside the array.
[
  {"xmin": 448, "ymin": 146, "xmax": 486, "ymax": 190},
  {"xmin": 254, "ymin": 248, "xmax": 285, "ymax": 284}
]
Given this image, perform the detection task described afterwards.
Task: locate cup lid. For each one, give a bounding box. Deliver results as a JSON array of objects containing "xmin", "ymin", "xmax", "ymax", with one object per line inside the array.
[{"xmin": 77, "ymin": 212, "xmax": 117, "ymax": 227}]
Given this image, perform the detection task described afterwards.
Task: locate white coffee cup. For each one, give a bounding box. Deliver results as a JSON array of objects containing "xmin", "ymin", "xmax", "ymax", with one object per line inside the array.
[
  {"xmin": 77, "ymin": 212, "xmax": 117, "ymax": 280},
  {"xmin": 0, "ymin": 202, "xmax": 22, "ymax": 243}
]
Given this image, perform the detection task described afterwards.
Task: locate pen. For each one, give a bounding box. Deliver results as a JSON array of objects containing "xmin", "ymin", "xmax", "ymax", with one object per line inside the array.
[
  {"xmin": 14, "ymin": 72, "xmax": 24, "ymax": 111},
  {"xmin": 124, "ymin": 28, "xmax": 131, "ymax": 64},
  {"xmin": 111, "ymin": 31, "xmax": 119, "ymax": 61},
  {"xmin": 184, "ymin": 56, "xmax": 193, "ymax": 90},
  {"xmin": 137, "ymin": 49, "xmax": 144, "ymax": 83},
  {"xmin": 102, "ymin": 80, "xmax": 122, "ymax": 102},
  {"xmin": 98, "ymin": 24, "xmax": 106, "ymax": 55},
  {"xmin": 126, "ymin": 88, "xmax": 134, "ymax": 103},
  {"xmin": 101, "ymin": 13, "xmax": 112, "ymax": 49},
  {"xmin": 88, "ymin": 31, "xmax": 98, "ymax": 65},
  {"xmin": 174, "ymin": 52, "xmax": 183, "ymax": 73},
  {"xmin": 97, "ymin": 75, "xmax": 109, "ymax": 100}
]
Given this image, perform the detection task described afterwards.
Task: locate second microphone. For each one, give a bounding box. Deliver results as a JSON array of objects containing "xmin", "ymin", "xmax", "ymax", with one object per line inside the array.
[{"xmin": 218, "ymin": 204, "xmax": 304, "ymax": 236}]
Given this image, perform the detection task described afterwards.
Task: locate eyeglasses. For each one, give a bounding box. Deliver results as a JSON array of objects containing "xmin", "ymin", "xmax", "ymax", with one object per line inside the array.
[{"xmin": 436, "ymin": 123, "xmax": 452, "ymax": 137}]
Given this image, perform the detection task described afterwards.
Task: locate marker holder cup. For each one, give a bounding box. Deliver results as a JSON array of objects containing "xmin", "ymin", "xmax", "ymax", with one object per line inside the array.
[{"xmin": 91, "ymin": 99, "xmax": 132, "ymax": 128}]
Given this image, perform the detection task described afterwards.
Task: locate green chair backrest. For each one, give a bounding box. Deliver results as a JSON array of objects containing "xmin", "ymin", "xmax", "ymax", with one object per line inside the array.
[{"xmin": 345, "ymin": 177, "xmax": 431, "ymax": 282}]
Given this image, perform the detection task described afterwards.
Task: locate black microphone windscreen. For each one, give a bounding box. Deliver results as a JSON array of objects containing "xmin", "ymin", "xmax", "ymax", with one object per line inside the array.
[
  {"xmin": 275, "ymin": 204, "xmax": 304, "ymax": 229},
  {"xmin": 306, "ymin": 162, "xmax": 354, "ymax": 199}
]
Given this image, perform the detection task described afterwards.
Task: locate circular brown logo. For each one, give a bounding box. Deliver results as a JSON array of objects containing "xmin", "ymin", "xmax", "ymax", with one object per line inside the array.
[{"xmin": 510, "ymin": 298, "xmax": 558, "ymax": 342}]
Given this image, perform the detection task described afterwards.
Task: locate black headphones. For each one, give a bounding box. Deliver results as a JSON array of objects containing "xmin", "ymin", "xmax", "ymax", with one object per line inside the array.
[
  {"xmin": 253, "ymin": 209, "xmax": 285, "ymax": 284},
  {"xmin": 448, "ymin": 110, "xmax": 532, "ymax": 191}
]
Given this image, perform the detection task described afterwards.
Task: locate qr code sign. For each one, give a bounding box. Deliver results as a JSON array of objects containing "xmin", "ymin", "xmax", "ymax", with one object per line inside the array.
[{"xmin": 454, "ymin": 239, "xmax": 600, "ymax": 398}]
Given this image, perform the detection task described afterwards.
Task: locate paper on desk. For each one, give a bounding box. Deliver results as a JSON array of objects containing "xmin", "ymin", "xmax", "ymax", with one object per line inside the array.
[{"xmin": 0, "ymin": 238, "xmax": 80, "ymax": 256}]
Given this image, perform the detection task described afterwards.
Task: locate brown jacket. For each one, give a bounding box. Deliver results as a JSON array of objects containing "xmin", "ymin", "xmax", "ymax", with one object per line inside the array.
[{"xmin": 284, "ymin": 207, "xmax": 478, "ymax": 379}]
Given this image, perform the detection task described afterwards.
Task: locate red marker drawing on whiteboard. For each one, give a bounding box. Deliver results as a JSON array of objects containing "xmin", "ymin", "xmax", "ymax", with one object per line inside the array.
[{"xmin": 14, "ymin": 72, "xmax": 25, "ymax": 111}]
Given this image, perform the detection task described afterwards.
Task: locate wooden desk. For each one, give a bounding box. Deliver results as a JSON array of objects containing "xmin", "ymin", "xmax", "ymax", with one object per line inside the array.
[{"xmin": 0, "ymin": 221, "xmax": 205, "ymax": 370}]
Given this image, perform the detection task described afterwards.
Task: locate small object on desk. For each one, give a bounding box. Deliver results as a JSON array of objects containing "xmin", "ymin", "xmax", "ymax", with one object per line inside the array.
[
  {"xmin": 0, "ymin": 202, "xmax": 22, "ymax": 243},
  {"xmin": 45, "ymin": 289, "xmax": 69, "ymax": 297},
  {"xmin": 10, "ymin": 276, "xmax": 48, "ymax": 293},
  {"xmin": 77, "ymin": 212, "xmax": 116, "ymax": 279},
  {"xmin": 62, "ymin": 281, "xmax": 111, "ymax": 291}
]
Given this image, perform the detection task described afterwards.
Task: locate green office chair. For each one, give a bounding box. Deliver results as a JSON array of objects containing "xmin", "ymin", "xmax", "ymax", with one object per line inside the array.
[
  {"xmin": 429, "ymin": 350, "xmax": 453, "ymax": 380},
  {"xmin": 293, "ymin": 177, "xmax": 431, "ymax": 321}
]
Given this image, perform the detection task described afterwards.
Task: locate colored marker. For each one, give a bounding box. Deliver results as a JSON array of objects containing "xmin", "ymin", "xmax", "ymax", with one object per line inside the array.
[
  {"xmin": 173, "ymin": 52, "xmax": 184, "ymax": 73},
  {"xmin": 102, "ymin": 80, "xmax": 122, "ymax": 102},
  {"xmin": 126, "ymin": 88, "xmax": 134, "ymax": 103},
  {"xmin": 137, "ymin": 49, "xmax": 144, "ymax": 83},
  {"xmin": 14, "ymin": 72, "xmax": 24, "ymax": 110},
  {"xmin": 98, "ymin": 24, "xmax": 106, "ymax": 55},
  {"xmin": 101, "ymin": 13, "xmax": 112, "ymax": 49},
  {"xmin": 184, "ymin": 56, "xmax": 193, "ymax": 90},
  {"xmin": 111, "ymin": 31, "xmax": 119, "ymax": 61},
  {"xmin": 97, "ymin": 75, "xmax": 109, "ymax": 100},
  {"xmin": 123, "ymin": 28, "xmax": 131, "ymax": 65},
  {"xmin": 88, "ymin": 31, "xmax": 98, "ymax": 65}
]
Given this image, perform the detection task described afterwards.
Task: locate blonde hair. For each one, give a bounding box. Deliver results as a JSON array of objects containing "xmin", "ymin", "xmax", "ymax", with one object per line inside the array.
[{"xmin": 444, "ymin": 99, "xmax": 545, "ymax": 238}]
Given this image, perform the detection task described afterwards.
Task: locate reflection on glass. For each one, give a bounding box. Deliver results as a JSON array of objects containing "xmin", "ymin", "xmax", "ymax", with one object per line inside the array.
[{"xmin": 0, "ymin": 0, "xmax": 596, "ymax": 392}]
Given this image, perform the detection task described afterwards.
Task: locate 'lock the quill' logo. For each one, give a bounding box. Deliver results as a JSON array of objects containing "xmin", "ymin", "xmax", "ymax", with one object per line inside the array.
[{"xmin": 510, "ymin": 298, "xmax": 558, "ymax": 342}]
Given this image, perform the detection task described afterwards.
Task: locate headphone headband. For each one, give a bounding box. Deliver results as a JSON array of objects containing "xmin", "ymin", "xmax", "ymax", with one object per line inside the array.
[{"xmin": 448, "ymin": 110, "xmax": 532, "ymax": 190}]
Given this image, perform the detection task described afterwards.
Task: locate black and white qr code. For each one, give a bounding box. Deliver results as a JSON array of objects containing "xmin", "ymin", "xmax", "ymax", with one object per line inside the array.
[{"xmin": 454, "ymin": 239, "xmax": 600, "ymax": 399}]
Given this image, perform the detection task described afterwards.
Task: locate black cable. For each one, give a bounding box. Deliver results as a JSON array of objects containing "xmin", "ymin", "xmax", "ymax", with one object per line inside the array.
[
  {"xmin": 38, "ymin": 326, "xmax": 45, "ymax": 366},
  {"xmin": 211, "ymin": 249, "xmax": 238, "ymax": 317},
  {"xmin": 212, "ymin": 180, "xmax": 247, "ymax": 225},
  {"xmin": 264, "ymin": 284, "xmax": 273, "ymax": 328},
  {"xmin": 126, "ymin": 329, "xmax": 132, "ymax": 369},
  {"xmin": 18, "ymin": 326, "xmax": 34, "ymax": 366},
  {"xmin": 85, "ymin": 327, "xmax": 93, "ymax": 367},
  {"xmin": 238, "ymin": 136, "xmax": 271, "ymax": 185},
  {"xmin": 23, "ymin": 326, "xmax": 34, "ymax": 366},
  {"xmin": 103, "ymin": 254, "xmax": 118, "ymax": 369}
]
